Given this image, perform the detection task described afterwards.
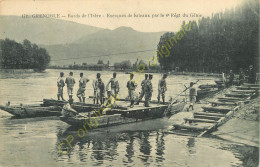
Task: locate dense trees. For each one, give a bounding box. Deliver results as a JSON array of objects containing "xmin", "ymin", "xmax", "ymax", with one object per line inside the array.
[
  {"xmin": 97, "ymin": 59, "xmax": 104, "ymax": 64},
  {"xmin": 114, "ymin": 60, "xmax": 132, "ymax": 70},
  {"xmin": 0, "ymin": 39, "xmax": 50, "ymax": 71},
  {"xmin": 157, "ymin": 0, "xmax": 259, "ymax": 73}
]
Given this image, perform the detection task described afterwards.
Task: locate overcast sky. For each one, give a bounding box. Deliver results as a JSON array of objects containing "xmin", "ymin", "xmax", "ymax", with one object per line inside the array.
[{"xmin": 0, "ymin": 0, "xmax": 242, "ymax": 32}]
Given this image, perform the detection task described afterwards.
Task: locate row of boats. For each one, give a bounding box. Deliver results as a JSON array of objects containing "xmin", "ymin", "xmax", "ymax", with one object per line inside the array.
[{"xmin": 0, "ymin": 82, "xmax": 227, "ymax": 129}]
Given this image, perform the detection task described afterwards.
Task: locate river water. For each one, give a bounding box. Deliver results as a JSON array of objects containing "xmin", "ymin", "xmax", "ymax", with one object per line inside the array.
[{"xmin": 0, "ymin": 69, "xmax": 258, "ymax": 167}]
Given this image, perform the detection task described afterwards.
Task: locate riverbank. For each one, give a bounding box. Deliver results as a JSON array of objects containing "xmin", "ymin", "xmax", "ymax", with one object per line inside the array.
[
  {"xmin": 0, "ymin": 69, "xmax": 35, "ymax": 73},
  {"xmin": 213, "ymin": 97, "xmax": 259, "ymax": 147}
]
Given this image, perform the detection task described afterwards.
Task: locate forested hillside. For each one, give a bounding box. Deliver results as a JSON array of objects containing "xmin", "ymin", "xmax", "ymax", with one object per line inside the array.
[
  {"xmin": 157, "ymin": 0, "xmax": 259, "ymax": 73},
  {"xmin": 0, "ymin": 39, "xmax": 50, "ymax": 71}
]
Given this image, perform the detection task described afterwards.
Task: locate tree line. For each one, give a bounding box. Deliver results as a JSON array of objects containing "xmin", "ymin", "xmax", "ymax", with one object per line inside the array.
[
  {"xmin": 0, "ymin": 39, "xmax": 50, "ymax": 71},
  {"xmin": 157, "ymin": 0, "xmax": 259, "ymax": 73}
]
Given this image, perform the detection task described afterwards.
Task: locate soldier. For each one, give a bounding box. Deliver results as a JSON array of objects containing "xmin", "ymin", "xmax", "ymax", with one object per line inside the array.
[
  {"xmin": 144, "ymin": 74, "xmax": 153, "ymax": 107},
  {"xmin": 93, "ymin": 73, "xmax": 105, "ymax": 104},
  {"xmin": 127, "ymin": 73, "xmax": 137, "ymax": 108},
  {"xmin": 92, "ymin": 74, "xmax": 98, "ymax": 104},
  {"xmin": 158, "ymin": 73, "xmax": 167, "ymax": 104},
  {"xmin": 248, "ymin": 65, "xmax": 256, "ymax": 84},
  {"xmin": 65, "ymin": 72, "xmax": 76, "ymax": 100},
  {"xmin": 57, "ymin": 72, "xmax": 65, "ymax": 101},
  {"xmin": 77, "ymin": 73, "xmax": 89, "ymax": 102},
  {"xmin": 106, "ymin": 72, "xmax": 120, "ymax": 98},
  {"xmin": 135, "ymin": 74, "xmax": 148, "ymax": 105},
  {"xmin": 238, "ymin": 68, "xmax": 245, "ymax": 86},
  {"xmin": 228, "ymin": 70, "xmax": 234, "ymax": 86},
  {"xmin": 187, "ymin": 82, "xmax": 197, "ymax": 111}
]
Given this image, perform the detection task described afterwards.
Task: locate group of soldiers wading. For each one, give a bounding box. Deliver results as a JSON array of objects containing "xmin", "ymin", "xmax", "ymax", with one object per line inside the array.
[{"xmin": 57, "ymin": 72, "xmax": 168, "ymax": 108}]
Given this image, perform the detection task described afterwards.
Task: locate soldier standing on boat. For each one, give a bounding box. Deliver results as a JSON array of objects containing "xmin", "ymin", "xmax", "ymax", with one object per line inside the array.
[
  {"xmin": 238, "ymin": 68, "xmax": 245, "ymax": 86},
  {"xmin": 228, "ymin": 70, "xmax": 234, "ymax": 86},
  {"xmin": 77, "ymin": 73, "xmax": 89, "ymax": 103},
  {"xmin": 187, "ymin": 82, "xmax": 197, "ymax": 111},
  {"xmin": 106, "ymin": 72, "xmax": 120, "ymax": 98},
  {"xmin": 94, "ymin": 73, "xmax": 105, "ymax": 104},
  {"xmin": 57, "ymin": 72, "xmax": 65, "ymax": 101},
  {"xmin": 127, "ymin": 73, "xmax": 137, "ymax": 108},
  {"xmin": 65, "ymin": 72, "xmax": 76, "ymax": 100},
  {"xmin": 92, "ymin": 74, "xmax": 98, "ymax": 104},
  {"xmin": 248, "ymin": 65, "xmax": 256, "ymax": 84},
  {"xmin": 135, "ymin": 74, "xmax": 148, "ymax": 105},
  {"xmin": 158, "ymin": 73, "xmax": 167, "ymax": 104},
  {"xmin": 144, "ymin": 74, "xmax": 153, "ymax": 107}
]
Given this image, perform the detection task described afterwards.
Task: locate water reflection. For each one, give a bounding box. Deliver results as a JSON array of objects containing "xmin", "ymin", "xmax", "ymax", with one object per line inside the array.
[
  {"xmin": 57, "ymin": 127, "xmax": 169, "ymax": 166},
  {"xmin": 125, "ymin": 133, "xmax": 135, "ymax": 164},
  {"xmin": 138, "ymin": 131, "xmax": 152, "ymax": 164},
  {"xmin": 187, "ymin": 138, "xmax": 196, "ymax": 155},
  {"xmin": 156, "ymin": 131, "xmax": 165, "ymax": 163}
]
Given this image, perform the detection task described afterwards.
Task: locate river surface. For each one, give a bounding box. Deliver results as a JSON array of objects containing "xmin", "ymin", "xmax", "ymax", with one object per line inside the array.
[{"xmin": 0, "ymin": 69, "xmax": 258, "ymax": 167}]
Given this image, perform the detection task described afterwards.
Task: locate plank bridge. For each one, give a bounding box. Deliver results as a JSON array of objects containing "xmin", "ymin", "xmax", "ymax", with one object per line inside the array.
[{"xmin": 172, "ymin": 83, "xmax": 259, "ymax": 137}]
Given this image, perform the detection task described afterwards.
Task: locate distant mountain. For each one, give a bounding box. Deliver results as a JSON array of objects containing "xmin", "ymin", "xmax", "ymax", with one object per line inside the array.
[
  {"xmin": 0, "ymin": 15, "xmax": 167, "ymax": 65},
  {"xmin": 0, "ymin": 15, "xmax": 103, "ymax": 45},
  {"xmin": 43, "ymin": 27, "xmax": 166, "ymax": 65}
]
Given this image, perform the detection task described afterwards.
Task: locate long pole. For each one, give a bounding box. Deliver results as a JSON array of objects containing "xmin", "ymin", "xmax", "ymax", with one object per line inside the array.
[{"xmin": 170, "ymin": 80, "xmax": 199, "ymax": 105}]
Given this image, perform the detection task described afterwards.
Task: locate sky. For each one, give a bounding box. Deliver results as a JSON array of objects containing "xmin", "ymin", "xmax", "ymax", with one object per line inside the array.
[{"xmin": 0, "ymin": 0, "xmax": 242, "ymax": 32}]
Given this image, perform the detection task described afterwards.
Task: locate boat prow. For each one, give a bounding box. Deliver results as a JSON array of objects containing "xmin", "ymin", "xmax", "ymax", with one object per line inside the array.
[{"xmin": 0, "ymin": 104, "xmax": 61, "ymax": 118}]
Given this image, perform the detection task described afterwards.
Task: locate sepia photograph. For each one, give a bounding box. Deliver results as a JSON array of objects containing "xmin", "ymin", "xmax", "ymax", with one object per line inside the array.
[{"xmin": 0, "ymin": 0, "xmax": 259, "ymax": 166}]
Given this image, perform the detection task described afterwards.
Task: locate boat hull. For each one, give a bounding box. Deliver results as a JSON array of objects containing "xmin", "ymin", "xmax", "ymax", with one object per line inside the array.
[
  {"xmin": 197, "ymin": 89, "xmax": 219, "ymax": 101},
  {"xmin": 0, "ymin": 105, "xmax": 61, "ymax": 118},
  {"xmin": 60, "ymin": 102, "xmax": 186, "ymax": 128}
]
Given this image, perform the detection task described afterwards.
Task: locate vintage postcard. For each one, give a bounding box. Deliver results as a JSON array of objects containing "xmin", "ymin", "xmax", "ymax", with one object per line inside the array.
[{"xmin": 0, "ymin": 0, "xmax": 259, "ymax": 166}]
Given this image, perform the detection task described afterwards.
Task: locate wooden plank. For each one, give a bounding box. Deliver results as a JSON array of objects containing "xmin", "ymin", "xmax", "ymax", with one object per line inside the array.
[
  {"xmin": 231, "ymin": 90, "xmax": 256, "ymax": 93},
  {"xmin": 194, "ymin": 112, "xmax": 225, "ymax": 117},
  {"xmin": 173, "ymin": 124, "xmax": 210, "ymax": 131},
  {"xmin": 88, "ymin": 96, "xmax": 168, "ymax": 105},
  {"xmin": 209, "ymin": 101, "xmax": 237, "ymax": 106},
  {"xmin": 243, "ymin": 83, "xmax": 260, "ymax": 87},
  {"xmin": 235, "ymin": 86, "xmax": 259, "ymax": 90},
  {"xmin": 199, "ymin": 84, "xmax": 217, "ymax": 89},
  {"xmin": 218, "ymin": 97, "xmax": 244, "ymax": 100},
  {"xmin": 122, "ymin": 105, "xmax": 168, "ymax": 112},
  {"xmin": 225, "ymin": 93, "xmax": 251, "ymax": 98},
  {"xmin": 202, "ymin": 106, "xmax": 231, "ymax": 112},
  {"xmin": 184, "ymin": 118, "xmax": 218, "ymax": 123},
  {"xmin": 218, "ymin": 97, "xmax": 245, "ymax": 102},
  {"xmin": 194, "ymin": 115, "xmax": 222, "ymax": 120}
]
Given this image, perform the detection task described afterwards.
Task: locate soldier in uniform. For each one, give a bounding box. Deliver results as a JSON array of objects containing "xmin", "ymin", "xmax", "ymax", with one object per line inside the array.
[
  {"xmin": 228, "ymin": 70, "xmax": 234, "ymax": 86},
  {"xmin": 57, "ymin": 72, "xmax": 65, "ymax": 101},
  {"xmin": 135, "ymin": 74, "xmax": 148, "ymax": 105},
  {"xmin": 187, "ymin": 82, "xmax": 197, "ymax": 111},
  {"xmin": 248, "ymin": 65, "xmax": 256, "ymax": 84},
  {"xmin": 127, "ymin": 73, "xmax": 137, "ymax": 108},
  {"xmin": 144, "ymin": 74, "xmax": 153, "ymax": 107},
  {"xmin": 92, "ymin": 74, "xmax": 98, "ymax": 104},
  {"xmin": 106, "ymin": 72, "xmax": 120, "ymax": 98},
  {"xmin": 93, "ymin": 73, "xmax": 105, "ymax": 104},
  {"xmin": 238, "ymin": 68, "xmax": 245, "ymax": 86},
  {"xmin": 65, "ymin": 72, "xmax": 76, "ymax": 100},
  {"xmin": 158, "ymin": 73, "xmax": 167, "ymax": 104},
  {"xmin": 77, "ymin": 73, "xmax": 89, "ymax": 102}
]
